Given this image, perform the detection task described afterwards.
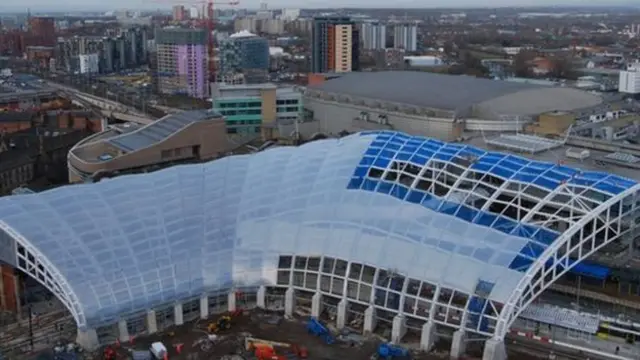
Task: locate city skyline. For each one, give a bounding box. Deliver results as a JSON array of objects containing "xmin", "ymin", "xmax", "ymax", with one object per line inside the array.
[{"xmin": 1, "ymin": 0, "xmax": 639, "ymax": 13}]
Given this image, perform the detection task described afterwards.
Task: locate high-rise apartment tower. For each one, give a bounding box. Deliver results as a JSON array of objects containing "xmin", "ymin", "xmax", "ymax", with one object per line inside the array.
[
  {"xmin": 311, "ymin": 17, "xmax": 360, "ymax": 74},
  {"xmin": 360, "ymin": 22, "xmax": 386, "ymax": 50},
  {"xmin": 155, "ymin": 28, "xmax": 209, "ymax": 99},
  {"xmin": 393, "ymin": 23, "xmax": 418, "ymax": 52}
]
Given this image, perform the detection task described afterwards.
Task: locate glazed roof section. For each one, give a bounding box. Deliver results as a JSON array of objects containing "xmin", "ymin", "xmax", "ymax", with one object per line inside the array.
[
  {"xmin": 108, "ymin": 110, "xmax": 221, "ymax": 153},
  {"xmin": 0, "ymin": 132, "xmax": 550, "ymax": 327},
  {"xmin": 350, "ymin": 131, "xmax": 636, "ymax": 276}
]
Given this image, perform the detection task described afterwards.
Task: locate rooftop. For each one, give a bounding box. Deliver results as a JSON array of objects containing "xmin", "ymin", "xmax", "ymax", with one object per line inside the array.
[
  {"xmin": 307, "ymin": 71, "xmax": 601, "ymax": 114},
  {"xmin": 465, "ymin": 133, "xmax": 640, "ymax": 182},
  {"xmin": 71, "ymin": 110, "xmax": 224, "ymax": 163},
  {"xmin": 229, "ymin": 30, "xmax": 257, "ymax": 38},
  {"xmin": 109, "ymin": 110, "xmax": 222, "ymax": 153}
]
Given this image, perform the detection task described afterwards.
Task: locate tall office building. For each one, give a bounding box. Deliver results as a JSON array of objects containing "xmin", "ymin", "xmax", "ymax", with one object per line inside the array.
[
  {"xmin": 311, "ymin": 17, "xmax": 360, "ymax": 74},
  {"xmin": 219, "ymin": 30, "xmax": 269, "ymax": 84},
  {"xmin": 172, "ymin": 5, "xmax": 188, "ymax": 21},
  {"xmin": 28, "ymin": 17, "xmax": 55, "ymax": 47},
  {"xmin": 155, "ymin": 28, "xmax": 209, "ymax": 98},
  {"xmin": 393, "ymin": 23, "xmax": 418, "ymax": 52},
  {"xmin": 360, "ymin": 22, "xmax": 386, "ymax": 50},
  {"xmin": 619, "ymin": 62, "xmax": 640, "ymax": 94}
]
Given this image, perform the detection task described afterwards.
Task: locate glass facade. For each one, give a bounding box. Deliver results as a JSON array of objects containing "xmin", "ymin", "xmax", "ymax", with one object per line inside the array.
[
  {"xmin": 213, "ymin": 91, "xmax": 303, "ymax": 133},
  {"xmin": 0, "ymin": 131, "xmax": 637, "ymax": 333},
  {"xmin": 214, "ymin": 97, "xmax": 263, "ymax": 134},
  {"xmin": 219, "ymin": 36, "xmax": 269, "ymax": 75}
]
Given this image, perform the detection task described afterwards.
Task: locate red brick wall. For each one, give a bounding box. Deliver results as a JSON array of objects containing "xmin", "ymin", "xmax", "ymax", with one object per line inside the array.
[{"xmin": 0, "ymin": 265, "xmax": 18, "ymax": 312}]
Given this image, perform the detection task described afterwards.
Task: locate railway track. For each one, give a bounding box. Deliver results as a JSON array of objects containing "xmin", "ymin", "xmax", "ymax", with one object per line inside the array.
[{"xmin": 507, "ymin": 336, "xmax": 617, "ymax": 360}]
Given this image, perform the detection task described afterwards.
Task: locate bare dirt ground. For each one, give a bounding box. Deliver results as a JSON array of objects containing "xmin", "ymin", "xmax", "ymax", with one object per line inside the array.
[
  {"xmin": 100, "ymin": 309, "xmax": 464, "ymax": 360},
  {"xmin": 14, "ymin": 309, "xmax": 562, "ymax": 360}
]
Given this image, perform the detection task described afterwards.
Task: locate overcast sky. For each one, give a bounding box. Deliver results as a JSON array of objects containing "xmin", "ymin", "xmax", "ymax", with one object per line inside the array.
[{"xmin": 0, "ymin": 0, "xmax": 633, "ymax": 13}]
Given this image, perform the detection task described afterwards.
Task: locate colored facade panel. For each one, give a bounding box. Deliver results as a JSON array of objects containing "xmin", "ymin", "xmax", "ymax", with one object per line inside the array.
[
  {"xmin": 326, "ymin": 25, "xmax": 335, "ymax": 72},
  {"xmin": 176, "ymin": 45, "xmax": 207, "ymax": 98},
  {"xmin": 0, "ymin": 265, "xmax": 17, "ymax": 313}
]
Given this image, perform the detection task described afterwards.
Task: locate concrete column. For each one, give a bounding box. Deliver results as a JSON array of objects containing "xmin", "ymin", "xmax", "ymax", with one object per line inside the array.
[
  {"xmin": 420, "ymin": 321, "xmax": 437, "ymax": 352},
  {"xmin": 117, "ymin": 319, "xmax": 129, "ymax": 343},
  {"xmin": 76, "ymin": 328, "xmax": 99, "ymax": 351},
  {"xmin": 450, "ymin": 329, "xmax": 467, "ymax": 359},
  {"xmin": 363, "ymin": 305, "xmax": 377, "ymax": 334},
  {"xmin": 284, "ymin": 287, "xmax": 296, "ymax": 317},
  {"xmin": 311, "ymin": 292, "xmax": 323, "ymax": 318},
  {"xmin": 200, "ymin": 295, "xmax": 209, "ymax": 319},
  {"xmin": 174, "ymin": 302, "xmax": 184, "ymax": 326},
  {"xmin": 257, "ymin": 285, "xmax": 266, "ymax": 308},
  {"xmin": 147, "ymin": 310, "xmax": 157, "ymax": 334},
  {"xmin": 228, "ymin": 291, "xmax": 237, "ymax": 312},
  {"xmin": 482, "ymin": 338, "xmax": 507, "ymax": 360},
  {"xmin": 336, "ymin": 299, "xmax": 347, "ymax": 330},
  {"xmin": 391, "ymin": 314, "xmax": 406, "ymax": 344}
]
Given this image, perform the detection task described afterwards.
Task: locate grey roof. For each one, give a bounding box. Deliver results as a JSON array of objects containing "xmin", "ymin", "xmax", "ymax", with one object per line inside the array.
[
  {"xmin": 309, "ymin": 71, "xmax": 550, "ymax": 110},
  {"xmin": 108, "ymin": 110, "xmax": 221, "ymax": 152}
]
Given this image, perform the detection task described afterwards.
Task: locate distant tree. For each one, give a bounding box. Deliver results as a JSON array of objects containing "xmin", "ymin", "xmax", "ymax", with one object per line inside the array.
[
  {"xmin": 442, "ymin": 41, "xmax": 455, "ymax": 55},
  {"xmin": 549, "ymin": 56, "xmax": 578, "ymax": 80},
  {"xmin": 513, "ymin": 50, "xmax": 536, "ymax": 78},
  {"xmin": 446, "ymin": 51, "xmax": 490, "ymax": 78},
  {"xmin": 591, "ymin": 35, "xmax": 616, "ymax": 47}
]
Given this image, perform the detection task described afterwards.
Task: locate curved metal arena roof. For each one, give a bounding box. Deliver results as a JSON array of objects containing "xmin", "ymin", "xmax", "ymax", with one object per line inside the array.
[
  {"xmin": 0, "ymin": 131, "xmax": 638, "ymax": 338},
  {"xmin": 308, "ymin": 71, "xmax": 602, "ymax": 114}
]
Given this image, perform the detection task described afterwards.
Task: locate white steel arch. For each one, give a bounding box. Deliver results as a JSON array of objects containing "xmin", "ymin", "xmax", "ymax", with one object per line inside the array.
[
  {"xmin": 0, "ymin": 220, "xmax": 86, "ymax": 329},
  {"xmin": 494, "ymin": 183, "xmax": 640, "ymax": 339}
]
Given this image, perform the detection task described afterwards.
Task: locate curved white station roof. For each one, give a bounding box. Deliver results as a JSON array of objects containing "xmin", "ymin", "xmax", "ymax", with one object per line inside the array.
[{"xmin": 0, "ymin": 131, "xmax": 636, "ymax": 329}]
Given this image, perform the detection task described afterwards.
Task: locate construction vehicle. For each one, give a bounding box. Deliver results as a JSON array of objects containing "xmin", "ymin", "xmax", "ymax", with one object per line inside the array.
[
  {"xmin": 291, "ymin": 344, "xmax": 308, "ymax": 358},
  {"xmin": 377, "ymin": 343, "xmax": 410, "ymax": 359},
  {"xmin": 245, "ymin": 337, "xmax": 308, "ymax": 359},
  {"xmin": 254, "ymin": 345, "xmax": 286, "ymax": 360},
  {"xmin": 307, "ymin": 317, "xmax": 335, "ymax": 344},
  {"xmin": 208, "ymin": 315, "xmax": 232, "ymax": 333},
  {"xmin": 245, "ymin": 337, "xmax": 291, "ymax": 351}
]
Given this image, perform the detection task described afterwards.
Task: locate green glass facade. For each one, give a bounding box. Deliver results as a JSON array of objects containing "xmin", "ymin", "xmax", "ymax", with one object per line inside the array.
[
  {"xmin": 214, "ymin": 97, "xmax": 263, "ymax": 134},
  {"xmin": 214, "ymin": 95, "xmax": 302, "ymax": 134}
]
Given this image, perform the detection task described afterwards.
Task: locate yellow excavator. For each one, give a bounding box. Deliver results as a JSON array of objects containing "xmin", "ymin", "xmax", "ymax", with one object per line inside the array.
[{"xmin": 207, "ymin": 316, "xmax": 232, "ymax": 333}]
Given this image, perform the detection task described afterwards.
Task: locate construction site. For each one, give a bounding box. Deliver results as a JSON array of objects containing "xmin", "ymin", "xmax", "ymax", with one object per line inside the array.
[{"xmin": 1, "ymin": 287, "xmax": 602, "ymax": 360}]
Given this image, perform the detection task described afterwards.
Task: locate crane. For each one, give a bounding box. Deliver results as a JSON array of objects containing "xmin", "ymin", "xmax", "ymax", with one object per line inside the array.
[{"xmin": 152, "ymin": 0, "xmax": 239, "ymax": 82}]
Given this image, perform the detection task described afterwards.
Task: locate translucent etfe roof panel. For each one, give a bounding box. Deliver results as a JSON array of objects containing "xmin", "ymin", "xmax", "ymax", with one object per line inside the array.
[
  {"xmin": 0, "ymin": 132, "xmax": 534, "ymax": 327},
  {"xmin": 485, "ymin": 133, "xmax": 564, "ymax": 154}
]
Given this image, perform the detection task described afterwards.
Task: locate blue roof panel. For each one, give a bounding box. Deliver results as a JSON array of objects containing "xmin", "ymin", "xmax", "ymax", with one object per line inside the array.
[{"xmin": 353, "ymin": 131, "xmax": 637, "ymax": 276}]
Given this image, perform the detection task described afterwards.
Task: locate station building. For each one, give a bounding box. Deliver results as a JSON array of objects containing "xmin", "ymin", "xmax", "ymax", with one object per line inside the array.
[{"xmin": 0, "ymin": 131, "xmax": 639, "ymax": 360}]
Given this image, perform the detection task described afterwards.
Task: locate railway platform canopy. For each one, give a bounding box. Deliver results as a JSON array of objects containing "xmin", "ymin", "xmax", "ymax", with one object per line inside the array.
[{"xmin": 0, "ymin": 130, "xmax": 638, "ymax": 358}]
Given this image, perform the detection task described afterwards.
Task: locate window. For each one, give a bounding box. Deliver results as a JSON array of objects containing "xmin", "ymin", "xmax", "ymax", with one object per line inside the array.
[{"xmin": 161, "ymin": 149, "xmax": 172, "ymax": 159}]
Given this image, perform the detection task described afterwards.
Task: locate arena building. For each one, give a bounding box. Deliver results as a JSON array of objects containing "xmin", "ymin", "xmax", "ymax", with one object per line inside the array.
[
  {"xmin": 303, "ymin": 71, "xmax": 604, "ymax": 140},
  {"xmin": 0, "ymin": 131, "xmax": 639, "ymax": 360}
]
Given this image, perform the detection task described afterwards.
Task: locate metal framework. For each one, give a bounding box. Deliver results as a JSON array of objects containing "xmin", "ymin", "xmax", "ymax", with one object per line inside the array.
[
  {"xmin": 0, "ymin": 130, "xmax": 637, "ymax": 342},
  {"xmin": 493, "ymin": 183, "xmax": 640, "ymax": 339},
  {"xmin": 0, "ymin": 220, "xmax": 86, "ymax": 328}
]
